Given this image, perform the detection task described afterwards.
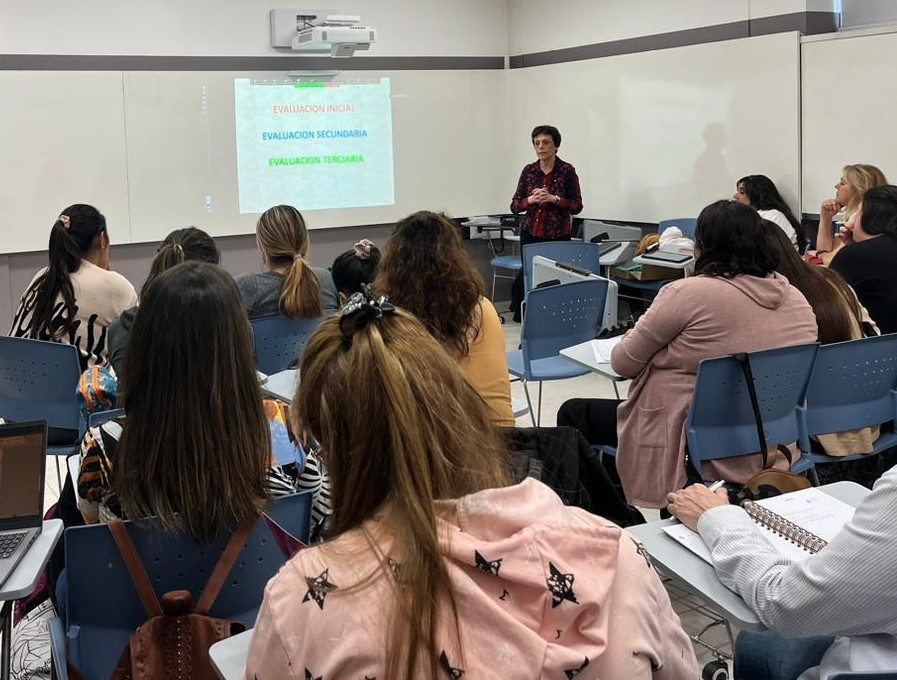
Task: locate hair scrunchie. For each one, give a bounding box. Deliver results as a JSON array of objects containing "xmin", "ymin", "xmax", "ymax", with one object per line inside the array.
[
  {"xmin": 353, "ymin": 239, "xmax": 375, "ymax": 261},
  {"xmin": 57, "ymin": 215, "xmax": 71, "ymax": 231}
]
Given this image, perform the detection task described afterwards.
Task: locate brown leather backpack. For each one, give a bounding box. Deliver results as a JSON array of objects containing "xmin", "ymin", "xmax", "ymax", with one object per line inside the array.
[{"xmin": 69, "ymin": 519, "xmax": 254, "ymax": 680}]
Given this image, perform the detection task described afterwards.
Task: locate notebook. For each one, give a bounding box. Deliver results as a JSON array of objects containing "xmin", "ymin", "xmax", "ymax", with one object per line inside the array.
[
  {"xmin": 589, "ymin": 337, "xmax": 623, "ymax": 364},
  {"xmin": 662, "ymin": 487, "xmax": 856, "ymax": 564},
  {"xmin": 0, "ymin": 420, "xmax": 48, "ymax": 588}
]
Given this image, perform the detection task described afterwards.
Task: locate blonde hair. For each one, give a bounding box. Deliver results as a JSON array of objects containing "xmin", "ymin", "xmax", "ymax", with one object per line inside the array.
[
  {"xmin": 296, "ymin": 307, "xmax": 508, "ymax": 678},
  {"xmin": 256, "ymin": 205, "xmax": 322, "ymax": 319},
  {"xmin": 842, "ymin": 164, "xmax": 889, "ymax": 215}
]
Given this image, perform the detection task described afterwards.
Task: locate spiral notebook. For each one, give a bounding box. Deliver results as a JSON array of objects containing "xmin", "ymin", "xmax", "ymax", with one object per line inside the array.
[{"xmin": 662, "ymin": 487, "xmax": 856, "ymax": 564}]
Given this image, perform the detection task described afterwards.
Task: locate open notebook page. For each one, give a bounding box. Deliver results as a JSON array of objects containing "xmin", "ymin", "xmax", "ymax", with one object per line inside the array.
[
  {"xmin": 662, "ymin": 487, "xmax": 856, "ymax": 565},
  {"xmin": 590, "ymin": 337, "xmax": 623, "ymax": 364}
]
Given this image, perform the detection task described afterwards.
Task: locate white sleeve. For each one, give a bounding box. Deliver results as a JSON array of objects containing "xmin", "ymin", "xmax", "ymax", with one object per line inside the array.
[{"xmin": 697, "ymin": 472, "xmax": 897, "ymax": 637}]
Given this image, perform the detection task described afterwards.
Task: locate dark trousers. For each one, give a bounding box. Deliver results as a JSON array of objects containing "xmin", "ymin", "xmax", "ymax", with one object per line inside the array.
[{"xmin": 509, "ymin": 230, "xmax": 572, "ymax": 321}]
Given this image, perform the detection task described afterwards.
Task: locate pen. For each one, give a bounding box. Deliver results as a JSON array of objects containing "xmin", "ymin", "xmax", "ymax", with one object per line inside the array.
[{"xmin": 707, "ymin": 480, "xmax": 726, "ymax": 493}]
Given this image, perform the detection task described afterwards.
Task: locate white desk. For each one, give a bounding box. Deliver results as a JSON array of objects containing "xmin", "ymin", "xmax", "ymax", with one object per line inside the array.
[
  {"xmin": 560, "ymin": 340, "xmax": 627, "ymax": 398},
  {"xmin": 631, "ymin": 252, "xmax": 694, "ymax": 269},
  {"xmin": 210, "ymin": 628, "xmax": 254, "ymax": 680},
  {"xmin": 260, "ymin": 369, "xmax": 300, "ymax": 403},
  {"xmin": 627, "ymin": 481, "xmax": 869, "ymax": 631},
  {"xmin": 0, "ymin": 519, "xmax": 63, "ymax": 680}
]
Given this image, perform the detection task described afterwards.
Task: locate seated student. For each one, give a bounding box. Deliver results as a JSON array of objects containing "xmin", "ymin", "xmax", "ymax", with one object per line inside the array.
[
  {"xmin": 10, "ymin": 204, "xmax": 137, "ymax": 372},
  {"xmin": 77, "ymin": 262, "xmax": 331, "ymax": 539},
  {"xmin": 557, "ymin": 200, "xmax": 817, "ymax": 509},
  {"xmin": 236, "ymin": 205, "xmax": 339, "ymax": 320},
  {"xmin": 668, "ymin": 474, "xmax": 897, "ymax": 680},
  {"xmin": 761, "ymin": 220, "xmax": 879, "ymax": 457},
  {"xmin": 814, "ymin": 164, "xmax": 888, "ymax": 265},
  {"xmin": 733, "ymin": 174, "xmax": 805, "ymax": 251},
  {"xmin": 107, "ymin": 226, "xmax": 220, "ymax": 378},
  {"xmin": 374, "ymin": 211, "xmax": 515, "ymax": 427},
  {"xmin": 244, "ymin": 293, "xmax": 699, "ymax": 679},
  {"xmin": 829, "ymin": 185, "xmax": 897, "ymax": 334},
  {"xmin": 330, "ymin": 238, "xmax": 381, "ymax": 303}
]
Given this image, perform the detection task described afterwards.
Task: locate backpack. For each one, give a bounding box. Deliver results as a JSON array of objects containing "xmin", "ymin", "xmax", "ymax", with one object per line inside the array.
[{"xmin": 68, "ymin": 519, "xmax": 254, "ymax": 680}]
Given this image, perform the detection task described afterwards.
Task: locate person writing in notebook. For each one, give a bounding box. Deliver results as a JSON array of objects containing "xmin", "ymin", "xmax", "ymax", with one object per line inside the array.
[{"xmin": 667, "ymin": 475, "xmax": 897, "ymax": 680}]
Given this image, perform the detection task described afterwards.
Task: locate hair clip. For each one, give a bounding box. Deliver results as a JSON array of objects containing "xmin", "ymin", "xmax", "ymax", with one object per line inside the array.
[
  {"xmin": 339, "ymin": 286, "xmax": 395, "ymax": 345},
  {"xmin": 57, "ymin": 215, "xmax": 71, "ymax": 231},
  {"xmin": 353, "ymin": 239, "xmax": 375, "ymax": 260}
]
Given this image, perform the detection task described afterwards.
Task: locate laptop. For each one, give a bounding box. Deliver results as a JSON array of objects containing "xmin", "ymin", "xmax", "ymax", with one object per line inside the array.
[{"xmin": 0, "ymin": 420, "xmax": 47, "ymax": 588}]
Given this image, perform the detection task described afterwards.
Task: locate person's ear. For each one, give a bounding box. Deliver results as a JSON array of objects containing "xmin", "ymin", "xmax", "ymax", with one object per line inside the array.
[{"xmin": 338, "ymin": 291, "xmax": 349, "ymax": 306}]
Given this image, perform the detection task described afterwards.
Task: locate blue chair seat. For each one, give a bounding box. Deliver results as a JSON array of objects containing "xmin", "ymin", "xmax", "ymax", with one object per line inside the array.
[
  {"xmin": 507, "ymin": 351, "xmax": 589, "ymax": 382},
  {"xmin": 803, "ymin": 429, "xmax": 897, "ymax": 469},
  {"xmin": 491, "ymin": 255, "xmax": 522, "ymax": 271}
]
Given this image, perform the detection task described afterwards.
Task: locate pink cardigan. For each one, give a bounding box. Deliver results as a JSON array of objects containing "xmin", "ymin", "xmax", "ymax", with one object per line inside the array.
[
  {"xmin": 611, "ymin": 273, "xmax": 817, "ymax": 508},
  {"xmin": 243, "ymin": 479, "xmax": 698, "ymax": 679}
]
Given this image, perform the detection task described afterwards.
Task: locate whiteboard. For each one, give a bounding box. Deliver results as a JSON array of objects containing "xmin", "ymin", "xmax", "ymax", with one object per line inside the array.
[
  {"xmin": 122, "ymin": 70, "xmax": 507, "ymax": 243},
  {"xmin": 0, "ymin": 69, "xmax": 508, "ymax": 252},
  {"xmin": 0, "ymin": 71, "xmax": 131, "ymax": 253},
  {"xmin": 505, "ymin": 32, "xmax": 802, "ymax": 223},
  {"xmin": 801, "ymin": 31, "xmax": 897, "ymax": 213}
]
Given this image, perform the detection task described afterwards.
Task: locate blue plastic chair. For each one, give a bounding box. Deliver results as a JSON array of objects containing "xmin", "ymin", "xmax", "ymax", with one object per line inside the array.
[
  {"xmin": 522, "ymin": 242, "xmax": 601, "ymax": 292},
  {"xmin": 0, "ymin": 337, "xmax": 85, "ymax": 486},
  {"xmin": 251, "ymin": 314, "xmax": 324, "ymax": 375},
  {"xmin": 507, "ymin": 279, "xmax": 608, "ymax": 426},
  {"xmin": 658, "ymin": 217, "xmax": 697, "ymax": 241},
  {"xmin": 48, "ymin": 491, "xmax": 313, "ymax": 680},
  {"xmin": 491, "ymin": 255, "xmax": 522, "ymax": 301},
  {"xmin": 686, "ymin": 343, "xmax": 819, "ymax": 480},
  {"xmin": 798, "ymin": 334, "xmax": 897, "ymax": 482}
]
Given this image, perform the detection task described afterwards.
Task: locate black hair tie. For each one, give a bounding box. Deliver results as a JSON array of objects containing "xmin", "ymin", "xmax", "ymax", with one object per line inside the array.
[{"xmin": 339, "ymin": 285, "xmax": 395, "ymax": 347}]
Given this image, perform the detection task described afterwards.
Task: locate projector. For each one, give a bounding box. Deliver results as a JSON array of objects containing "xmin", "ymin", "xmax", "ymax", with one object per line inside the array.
[{"xmin": 291, "ymin": 24, "xmax": 376, "ymax": 57}]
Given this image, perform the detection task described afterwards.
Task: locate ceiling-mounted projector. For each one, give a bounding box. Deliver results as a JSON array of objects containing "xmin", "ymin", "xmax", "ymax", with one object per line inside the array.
[{"xmin": 270, "ymin": 9, "xmax": 376, "ymax": 58}]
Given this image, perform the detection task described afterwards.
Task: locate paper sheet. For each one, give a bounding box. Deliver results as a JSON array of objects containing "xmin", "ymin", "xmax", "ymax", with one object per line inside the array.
[{"xmin": 590, "ymin": 337, "xmax": 623, "ymax": 364}]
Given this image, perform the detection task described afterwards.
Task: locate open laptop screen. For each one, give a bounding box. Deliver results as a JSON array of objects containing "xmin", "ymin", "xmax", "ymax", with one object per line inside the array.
[{"xmin": 0, "ymin": 421, "xmax": 47, "ymax": 527}]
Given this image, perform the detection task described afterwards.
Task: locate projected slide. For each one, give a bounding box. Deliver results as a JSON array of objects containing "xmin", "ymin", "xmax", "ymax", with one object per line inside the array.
[{"xmin": 234, "ymin": 77, "xmax": 394, "ymax": 214}]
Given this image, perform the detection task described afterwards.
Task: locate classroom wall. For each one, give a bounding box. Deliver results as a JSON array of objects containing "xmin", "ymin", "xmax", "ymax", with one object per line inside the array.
[{"xmin": 0, "ymin": 0, "xmax": 511, "ymax": 57}]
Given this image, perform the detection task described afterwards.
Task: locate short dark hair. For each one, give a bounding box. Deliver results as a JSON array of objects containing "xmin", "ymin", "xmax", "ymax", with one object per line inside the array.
[
  {"xmin": 694, "ymin": 200, "xmax": 778, "ymax": 278},
  {"xmin": 736, "ymin": 175, "xmax": 805, "ymax": 253},
  {"xmin": 531, "ymin": 125, "xmax": 561, "ymax": 147},
  {"xmin": 860, "ymin": 185, "xmax": 897, "ymax": 237},
  {"xmin": 141, "ymin": 227, "xmax": 220, "ymax": 298},
  {"xmin": 331, "ymin": 242, "xmax": 381, "ymax": 297}
]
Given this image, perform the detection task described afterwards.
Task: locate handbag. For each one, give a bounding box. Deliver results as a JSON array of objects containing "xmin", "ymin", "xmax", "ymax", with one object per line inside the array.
[{"xmin": 731, "ymin": 352, "xmax": 812, "ymax": 504}]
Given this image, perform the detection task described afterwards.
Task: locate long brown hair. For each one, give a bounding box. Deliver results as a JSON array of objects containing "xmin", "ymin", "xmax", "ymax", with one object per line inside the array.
[
  {"xmin": 256, "ymin": 205, "xmax": 322, "ymax": 320},
  {"xmin": 296, "ymin": 305, "xmax": 508, "ymax": 678},
  {"xmin": 373, "ymin": 211, "xmax": 484, "ymax": 357},
  {"xmin": 115, "ymin": 262, "xmax": 269, "ymax": 543},
  {"xmin": 761, "ymin": 220, "xmax": 862, "ymax": 344}
]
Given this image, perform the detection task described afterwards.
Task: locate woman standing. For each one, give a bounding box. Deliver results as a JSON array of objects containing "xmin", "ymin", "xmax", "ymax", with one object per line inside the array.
[
  {"xmin": 508, "ymin": 125, "xmax": 583, "ymax": 320},
  {"xmin": 236, "ymin": 205, "xmax": 339, "ymax": 320},
  {"xmin": 10, "ymin": 204, "xmax": 137, "ymax": 371},
  {"xmin": 374, "ymin": 211, "xmax": 514, "ymax": 426}
]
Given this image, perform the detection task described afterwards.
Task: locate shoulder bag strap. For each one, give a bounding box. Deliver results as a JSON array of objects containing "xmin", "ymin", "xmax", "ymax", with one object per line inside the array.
[
  {"xmin": 732, "ymin": 352, "xmax": 774, "ymax": 470},
  {"xmin": 108, "ymin": 519, "xmax": 163, "ymax": 618},
  {"xmin": 194, "ymin": 519, "xmax": 256, "ymax": 615}
]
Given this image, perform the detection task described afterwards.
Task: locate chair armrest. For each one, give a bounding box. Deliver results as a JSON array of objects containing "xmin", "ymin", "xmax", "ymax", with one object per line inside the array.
[{"xmin": 48, "ymin": 616, "xmax": 69, "ymax": 680}]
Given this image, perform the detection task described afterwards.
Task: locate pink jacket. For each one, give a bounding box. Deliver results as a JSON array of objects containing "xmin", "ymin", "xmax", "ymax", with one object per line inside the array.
[
  {"xmin": 243, "ymin": 479, "xmax": 698, "ymax": 679},
  {"xmin": 611, "ymin": 273, "xmax": 817, "ymax": 508}
]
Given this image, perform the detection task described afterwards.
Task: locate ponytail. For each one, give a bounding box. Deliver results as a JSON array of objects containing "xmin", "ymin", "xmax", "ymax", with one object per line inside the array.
[
  {"xmin": 141, "ymin": 243, "xmax": 186, "ymax": 298},
  {"xmin": 28, "ymin": 205, "xmax": 106, "ymax": 340},
  {"xmin": 279, "ymin": 255, "xmax": 322, "ymax": 320}
]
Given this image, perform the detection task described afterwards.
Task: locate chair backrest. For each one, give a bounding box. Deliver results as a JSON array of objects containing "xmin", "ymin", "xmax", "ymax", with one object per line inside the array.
[
  {"xmin": 658, "ymin": 217, "xmax": 697, "ymax": 241},
  {"xmin": 87, "ymin": 408, "xmax": 125, "ymax": 429},
  {"xmin": 63, "ymin": 491, "xmax": 312, "ymax": 679},
  {"xmin": 0, "ymin": 336, "xmax": 82, "ymax": 432},
  {"xmin": 522, "ymin": 242, "xmax": 601, "ymax": 292},
  {"xmin": 521, "ymin": 279, "xmax": 608, "ymax": 371},
  {"xmin": 799, "ymin": 334, "xmax": 897, "ymax": 449},
  {"xmin": 686, "ymin": 343, "xmax": 819, "ymax": 476},
  {"xmin": 251, "ymin": 314, "xmax": 324, "ymax": 375}
]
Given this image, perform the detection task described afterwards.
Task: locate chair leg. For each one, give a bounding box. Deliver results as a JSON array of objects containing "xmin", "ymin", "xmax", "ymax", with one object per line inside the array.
[
  {"xmin": 536, "ymin": 382, "xmax": 543, "ymax": 427},
  {"xmin": 54, "ymin": 457, "xmax": 63, "ymax": 492},
  {"xmin": 809, "ymin": 466, "xmax": 820, "ymax": 487},
  {"xmin": 522, "ymin": 381, "xmax": 536, "ymax": 428},
  {"xmin": 491, "ymin": 271, "xmax": 497, "ymax": 302}
]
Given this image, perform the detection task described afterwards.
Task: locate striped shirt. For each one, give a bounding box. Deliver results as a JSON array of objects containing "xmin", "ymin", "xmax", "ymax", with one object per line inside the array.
[{"xmin": 697, "ymin": 467, "xmax": 897, "ymax": 679}]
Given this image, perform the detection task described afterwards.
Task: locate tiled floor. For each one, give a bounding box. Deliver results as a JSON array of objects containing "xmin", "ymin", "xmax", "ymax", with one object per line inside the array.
[{"xmin": 502, "ymin": 318, "xmax": 736, "ymax": 674}]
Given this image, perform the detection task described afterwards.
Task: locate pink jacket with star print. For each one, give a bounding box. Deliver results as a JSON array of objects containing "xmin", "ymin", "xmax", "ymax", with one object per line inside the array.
[{"xmin": 243, "ymin": 478, "xmax": 698, "ymax": 680}]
